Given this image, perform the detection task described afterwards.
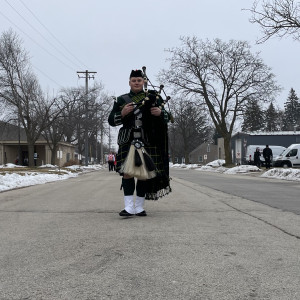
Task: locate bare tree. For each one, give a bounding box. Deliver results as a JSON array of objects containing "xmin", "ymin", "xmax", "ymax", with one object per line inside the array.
[
  {"xmin": 41, "ymin": 97, "xmax": 67, "ymax": 165},
  {"xmin": 57, "ymin": 87, "xmax": 86, "ymax": 161},
  {"xmin": 0, "ymin": 29, "xmax": 61, "ymax": 166},
  {"xmin": 160, "ymin": 37, "xmax": 279, "ymax": 165},
  {"xmin": 58, "ymin": 84, "xmax": 112, "ymax": 163},
  {"xmin": 169, "ymin": 98, "xmax": 212, "ymax": 164},
  {"xmin": 247, "ymin": 0, "xmax": 300, "ymax": 43}
]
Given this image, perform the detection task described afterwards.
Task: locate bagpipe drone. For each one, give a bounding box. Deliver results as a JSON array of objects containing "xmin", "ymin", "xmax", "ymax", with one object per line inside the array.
[{"xmin": 120, "ymin": 66, "xmax": 172, "ymax": 180}]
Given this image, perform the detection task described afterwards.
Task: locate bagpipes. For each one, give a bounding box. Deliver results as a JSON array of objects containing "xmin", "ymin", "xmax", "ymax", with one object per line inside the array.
[
  {"xmin": 121, "ymin": 66, "xmax": 172, "ymax": 180},
  {"xmin": 131, "ymin": 66, "xmax": 172, "ymax": 116}
]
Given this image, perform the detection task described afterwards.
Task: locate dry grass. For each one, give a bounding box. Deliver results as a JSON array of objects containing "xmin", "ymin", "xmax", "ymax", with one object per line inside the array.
[{"xmin": 0, "ymin": 166, "xmax": 80, "ymax": 175}]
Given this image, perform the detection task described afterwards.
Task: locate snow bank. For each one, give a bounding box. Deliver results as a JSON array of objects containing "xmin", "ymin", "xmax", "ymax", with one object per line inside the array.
[
  {"xmin": 0, "ymin": 172, "xmax": 78, "ymax": 192},
  {"xmin": 261, "ymin": 168, "xmax": 300, "ymax": 181}
]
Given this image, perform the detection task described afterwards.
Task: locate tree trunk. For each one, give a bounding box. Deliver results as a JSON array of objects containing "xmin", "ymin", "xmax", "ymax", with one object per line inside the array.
[
  {"xmin": 51, "ymin": 144, "xmax": 58, "ymax": 165},
  {"xmin": 223, "ymin": 135, "xmax": 232, "ymax": 166},
  {"xmin": 27, "ymin": 142, "xmax": 35, "ymax": 167},
  {"xmin": 185, "ymin": 150, "xmax": 190, "ymax": 164}
]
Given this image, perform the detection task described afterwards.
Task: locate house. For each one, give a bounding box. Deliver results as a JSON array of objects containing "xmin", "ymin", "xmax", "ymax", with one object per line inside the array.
[
  {"xmin": 231, "ymin": 131, "xmax": 300, "ymax": 164},
  {"xmin": 189, "ymin": 142, "xmax": 218, "ymax": 164},
  {"xmin": 0, "ymin": 121, "xmax": 75, "ymax": 166}
]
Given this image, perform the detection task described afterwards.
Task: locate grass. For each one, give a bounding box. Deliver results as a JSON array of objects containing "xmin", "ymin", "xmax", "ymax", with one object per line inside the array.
[{"xmin": 0, "ymin": 166, "xmax": 81, "ymax": 175}]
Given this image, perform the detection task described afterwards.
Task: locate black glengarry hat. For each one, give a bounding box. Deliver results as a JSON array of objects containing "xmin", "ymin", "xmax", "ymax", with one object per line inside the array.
[{"xmin": 130, "ymin": 69, "xmax": 143, "ymax": 78}]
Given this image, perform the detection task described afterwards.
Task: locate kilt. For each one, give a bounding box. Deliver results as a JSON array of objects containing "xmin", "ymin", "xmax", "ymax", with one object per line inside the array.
[
  {"xmin": 116, "ymin": 141, "xmax": 171, "ymax": 200},
  {"xmin": 116, "ymin": 142, "xmax": 164, "ymax": 176}
]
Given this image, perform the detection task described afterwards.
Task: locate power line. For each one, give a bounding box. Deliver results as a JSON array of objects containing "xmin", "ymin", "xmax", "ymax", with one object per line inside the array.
[
  {"xmin": 0, "ymin": 10, "xmax": 76, "ymax": 72},
  {"xmin": 4, "ymin": 0, "xmax": 84, "ymax": 70},
  {"xmin": 32, "ymin": 64, "xmax": 64, "ymax": 89},
  {"xmin": 18, "ymin": 0, "xmax": 89, "ymax": 69}
]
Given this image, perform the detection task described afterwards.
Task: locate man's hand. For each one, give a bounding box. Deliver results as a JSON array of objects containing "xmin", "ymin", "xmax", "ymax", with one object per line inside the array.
[
  {"xmin": 121, "ymin": 103, "xmax": 134, "ymax": 117},
  {"xmin": 150, "ymin": 107, "xmax": 161, "ymax": 117}
]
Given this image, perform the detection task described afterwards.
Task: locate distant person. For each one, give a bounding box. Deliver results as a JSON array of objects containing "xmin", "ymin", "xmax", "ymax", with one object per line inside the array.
[
  {"xmin": 254, "ymin": 147, "xmax": 261, "ymax": 168},
  {"xmin": 263, "ymin": 145, "xmax": 273, "ymax": 169},
  {"xmin": 108, "ymin": 152, "xmax": 115, "ymax": 171},
  {"xmin": 34, "ymin": 152, "xmax": 38, "ymax": 166}
]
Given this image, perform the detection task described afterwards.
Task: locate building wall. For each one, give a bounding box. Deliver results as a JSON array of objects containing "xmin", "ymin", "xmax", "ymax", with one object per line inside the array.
[
  {"xmin": 246, "ymin": 135, "xmax": 300, "ymax": 147},
  {"xmin": 0, "ymin": 143, "xmax": 75, "ymax": 166},
  {"xmin": 0, "ymin": 145, "xmax": 19, "ymax": 164},
  {"xmin": 0, "ymin": 144, "xmax": 4, "ymax": 165},
  {"xmin": 217, "ymin": 138, "xmax": 225, "ymax": 160},
  {"xmin": 35, "ymin": 145, "xmax": 45, "ymax": 166},
  {"xmin": 55, "ymin": 144, "xmax": 75, "ymax": 166},
  {"xmin": 189, "ymin": 143, "xmax": 218, "ymax": 164}
]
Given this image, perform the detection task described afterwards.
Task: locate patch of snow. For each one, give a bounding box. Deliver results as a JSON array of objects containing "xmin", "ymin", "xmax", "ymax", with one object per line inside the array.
[
  {"xmin": 261, "ymin": 168, "xmax": 300, "ymax": 181},
  {"xmin": 0, "ymin": 172, "xmax": 78, "ymax": 192},
  {"xmin": 207, "ymin": 160, "xmax": 225, "ymax": 167},
  {"xmin": 224, "ymin": 165, "xmax": 261, "ymax": 174},
  {"xmin": 0, "ymin": 163, "xmax": 25, "ymax": 168}
]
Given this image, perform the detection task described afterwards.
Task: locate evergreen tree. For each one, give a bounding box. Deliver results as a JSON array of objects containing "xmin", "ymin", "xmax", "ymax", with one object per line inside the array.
[
  {"xmin": 282, "ymin": 88, "xmax": 300, "ymax": 131},
  {"xmin": 242, "ymin": 99, "xmax": 264, "ymax": 132},
  {"xmin": 264, "ymin": 102, "xmax": 278, "ymax": 131},
  {"xmin": 276, "ymin": 110, "xmax": 285, "ymax": 131}
]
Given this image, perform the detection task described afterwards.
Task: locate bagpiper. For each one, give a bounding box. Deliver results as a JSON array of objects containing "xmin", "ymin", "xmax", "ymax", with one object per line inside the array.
[{"xmin": 108, "ymin": 68, "xmax": 171, "ymax": 217}]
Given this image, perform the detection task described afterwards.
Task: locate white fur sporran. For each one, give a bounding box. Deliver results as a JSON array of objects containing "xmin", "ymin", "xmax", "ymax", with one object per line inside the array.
[{"xmin": 120, "ymin": 145, "xmax": 156, "ymax": 180}]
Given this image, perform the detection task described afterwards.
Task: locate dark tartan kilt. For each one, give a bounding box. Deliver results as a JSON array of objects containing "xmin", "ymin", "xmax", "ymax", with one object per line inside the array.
[
  {"xmin": 116, "ymin": 141, "xmax": 171, "ymax": 200},
  {"xmin": 116, "ymin": 142, "xmax": 165, "ymax": 176}
]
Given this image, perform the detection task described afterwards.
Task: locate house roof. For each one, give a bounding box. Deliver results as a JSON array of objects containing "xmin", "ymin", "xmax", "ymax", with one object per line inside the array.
[
  {"xmin": 0, "ymin": 121, "xmax": 27, "ymax": 141},
  {"xmin": 232, "ymin": 131, "xmax": 300, "ymax": 138},
  {"xmin": 0, "ymin": 121, "xmax": 48, "ymax": 142},
  {"xmin": 0, "ymin": 121, "xmax": 75, "ymax": 148}
]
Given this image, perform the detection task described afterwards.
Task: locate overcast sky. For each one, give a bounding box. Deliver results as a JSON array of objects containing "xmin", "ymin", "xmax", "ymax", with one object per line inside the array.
[{"xmin": 1, "ymin": 0, "xmax": 300, "ymax": 109}]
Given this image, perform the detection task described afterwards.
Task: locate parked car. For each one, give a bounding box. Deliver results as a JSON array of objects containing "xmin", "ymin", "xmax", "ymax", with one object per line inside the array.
[
  {"xmin": 245, "ymin": 145, "xmax": 286, "ymax": 166},
  {"xmin": 273, "ymin": 144, "xmax": 300, "ymax": 168}
]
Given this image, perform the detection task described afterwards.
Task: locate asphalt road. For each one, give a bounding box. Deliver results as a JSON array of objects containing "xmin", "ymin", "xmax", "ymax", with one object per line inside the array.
[
  {"xmin": 0, "ymin": 169, "xmax": 300, "ymax": 299},
  {"xmin": 171, "ymin": 168, "xmax": 300, "ymax": 215}
]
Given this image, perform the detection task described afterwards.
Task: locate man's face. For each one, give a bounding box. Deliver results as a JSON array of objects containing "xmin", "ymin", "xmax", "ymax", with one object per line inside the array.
[{"xmin": 129, "ymin": 77, "xmax": 144, "ymax": 93}]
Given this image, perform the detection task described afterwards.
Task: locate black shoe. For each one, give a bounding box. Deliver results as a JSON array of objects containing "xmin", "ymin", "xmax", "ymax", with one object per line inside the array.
[
  {"xmin": 136, "ymin": 210, "xmax": 147, "ymax": 217},
  {"xmin": 119, "ymin": 209, "xmax": 134, "ymax": 217}
]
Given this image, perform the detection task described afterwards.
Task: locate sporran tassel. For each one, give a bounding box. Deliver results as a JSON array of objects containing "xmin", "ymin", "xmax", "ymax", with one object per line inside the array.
[
  {"xmin": 135, "ymin": 149, "xmax": 142, "ymax": 166},
  {"xmin": 121, "ymin": 145, "xmax": 156, "ymax": 180},
  {"xmin": 142, "ymin": 149, "xmax": 155, "ymax": 171}
]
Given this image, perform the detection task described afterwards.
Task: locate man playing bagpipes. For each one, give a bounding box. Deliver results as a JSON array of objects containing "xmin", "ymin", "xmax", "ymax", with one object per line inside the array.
[{"xmin": 108, "ymin": 68, "xmax": 171, "ymax": 217}]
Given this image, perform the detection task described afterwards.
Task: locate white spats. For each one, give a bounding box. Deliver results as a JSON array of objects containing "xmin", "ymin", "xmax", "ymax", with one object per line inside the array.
[
  {"xmin": 124, "ymin": 195, "xmax": 135, "ymax": 214},
  {"xmin": 135, "ymin": 196, "xmax": 145, "ymax": 214}
]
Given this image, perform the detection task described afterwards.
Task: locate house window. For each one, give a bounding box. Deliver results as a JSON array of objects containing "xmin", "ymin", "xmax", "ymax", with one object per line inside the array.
[
  {"xmin": 207, "ymin": 144, "xmax": 210, "ymax": 152},
  {"xmin": 198, "ymin": 155, "xmax": 203, "ymax": 162},
  {"xmin": 67, "ymin": 153, "xmax": 71, "ymax": 162}
]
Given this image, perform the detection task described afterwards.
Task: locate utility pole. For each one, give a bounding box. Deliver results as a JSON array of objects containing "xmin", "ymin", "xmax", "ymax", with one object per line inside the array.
[
  {"xmin": 100, "ymin": 109, "xmax": 104, "ymax": 164},
  {"xmin": 108, "ymin": 125, "xmax": 111, "ymax": 151},
  {"xmin": 77, "ymin": 70, "xmax": 97, "ymax": 166}
]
